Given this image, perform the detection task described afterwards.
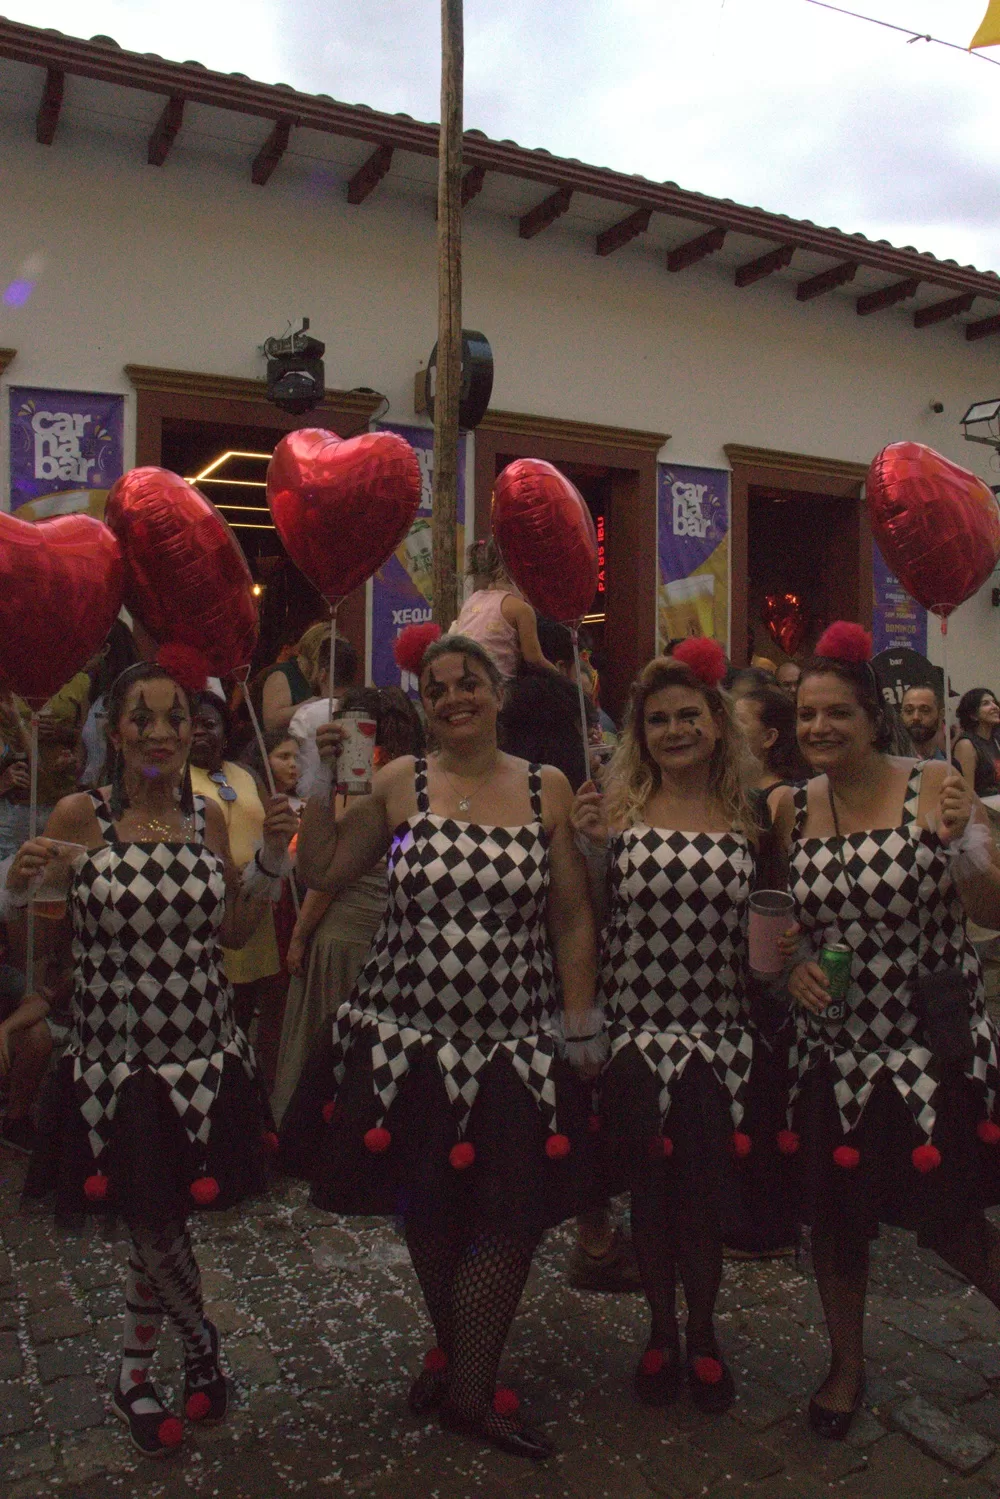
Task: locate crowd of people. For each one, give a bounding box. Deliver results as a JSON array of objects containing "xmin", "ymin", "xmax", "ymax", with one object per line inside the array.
[{"xmin": 3, "ymin": 550, "xmax": 1000, "ymax": 1465}]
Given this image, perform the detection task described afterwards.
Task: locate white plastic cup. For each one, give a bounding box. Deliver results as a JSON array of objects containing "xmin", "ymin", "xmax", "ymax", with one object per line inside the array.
[
  {"xmin": 30, "ymin": 838, "xmax": 87, "ymax": 918},
  {"xmin": 335, "ymin": 711, "xmax": 377, "ymax": 796},
  {"xmin": 748, "ymin": 889, "xmax": 795, "ymax": 976}
]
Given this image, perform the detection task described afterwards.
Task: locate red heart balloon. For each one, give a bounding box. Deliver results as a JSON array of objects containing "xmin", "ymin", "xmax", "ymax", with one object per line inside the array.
[
  {"xmin": 267, "ymin": 429, "xmax": 422, "ymax": 605},
  {"xmin": 491, "ymin": 460, "xmax": 599, "ymax": 624},
  {"xmin": 762, "ymin": 592, "xmax": 807, "ymax": 657},
  {"xmin": 0, "ymin": 512, "xmax": 124, "ymax": 708},
  {"xmin": 105, "ymin": 468, "xmax": 259, "ymax": 676},
  {"xmin": 867, "ymin": 443, "xmax": 1000, "ymax": 618}
]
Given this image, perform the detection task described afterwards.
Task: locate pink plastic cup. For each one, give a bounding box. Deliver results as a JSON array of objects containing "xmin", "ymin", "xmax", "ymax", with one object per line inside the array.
[{"xmin": 748, "ymin": 890, "xmax": 795, "ymax": 977}]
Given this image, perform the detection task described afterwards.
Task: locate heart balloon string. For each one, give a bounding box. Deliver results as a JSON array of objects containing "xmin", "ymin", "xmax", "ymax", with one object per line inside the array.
[
  {"xmin": 237, "ymin": 670, "xmax": 299, "ymax": 919},
  {"xmin": 570, "ymin": 629, "xmax": 592, "ymax": 790},
  {"xmin": 24, "ymin": 712, "xmax": 39, "ymax": 993}
]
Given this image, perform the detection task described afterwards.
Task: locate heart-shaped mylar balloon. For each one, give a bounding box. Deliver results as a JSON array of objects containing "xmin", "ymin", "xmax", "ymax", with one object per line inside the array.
[
  {"xmin": 105, "ymin": 468, "xmax": 259, "ymax": 676},
  {"xmin": 867, "ymin": 443, "xmax": 1000, "ymax": 618},
  {"xmin": 762, "ymin": 592, "xmax": 807, "ymax": 658},
  {"xmin": 267, "ymin": 429, "xmax": 422, "ymax": 605},
  {"xmin": 491, "ymin": 459, "xmax": 599, "ymax": 624},
  {"xmin": 0, "ymin": 512, "xmax": 124, "ymax": 707}
]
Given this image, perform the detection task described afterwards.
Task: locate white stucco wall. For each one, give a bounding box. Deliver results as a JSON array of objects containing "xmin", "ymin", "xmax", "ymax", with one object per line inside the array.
[{"xmin": 2, "ymin": 99, "xmax": 999, "ymax": 690}]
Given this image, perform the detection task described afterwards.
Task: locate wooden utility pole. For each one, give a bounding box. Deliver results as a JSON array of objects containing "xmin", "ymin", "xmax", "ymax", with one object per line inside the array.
[{"xmin": 431, "ymin": 0, "xmax": 463, "ymax": 630}]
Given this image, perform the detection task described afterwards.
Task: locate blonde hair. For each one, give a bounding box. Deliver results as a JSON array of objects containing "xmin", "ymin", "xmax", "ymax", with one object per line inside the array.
[
  {"xmin": 603, "ymin": 656, "xmax": 758, "ymax": 840},
  {"xmin": 295, "ymin": 622, "xmax": 330, "ymax": 682}
]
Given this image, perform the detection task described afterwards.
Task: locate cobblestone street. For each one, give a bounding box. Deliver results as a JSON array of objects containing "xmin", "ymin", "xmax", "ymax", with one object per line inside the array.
[{"xmin": 4, "ymin": 1147, "xmax": 1000, "ymax": 1499}]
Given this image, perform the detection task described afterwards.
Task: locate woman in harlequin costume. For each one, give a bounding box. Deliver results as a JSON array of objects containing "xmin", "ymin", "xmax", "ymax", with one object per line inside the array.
[
  {"xmin": 572, "ymin": 640, "xmax": 769, "ymax": 1413},
  {"xmin": 280, "ymin": 628, "xmax": 599, "ymax": 1462},
  {"xmin": 5, "ymin": 652, "xmax": 297, "ymax": 1459},
  {"xmin": 772, "ymin": 624, "xmax": 1000, "ymax": 1440}
]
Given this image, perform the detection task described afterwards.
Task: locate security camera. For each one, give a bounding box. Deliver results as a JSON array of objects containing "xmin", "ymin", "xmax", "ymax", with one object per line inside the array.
[
  {"xmin": 929, "ymin": 400, "xmax": 944, "ymax": 415},
  {"xmin": 262, "ymin": 319, "xmax": 326, "ymax": 414}
]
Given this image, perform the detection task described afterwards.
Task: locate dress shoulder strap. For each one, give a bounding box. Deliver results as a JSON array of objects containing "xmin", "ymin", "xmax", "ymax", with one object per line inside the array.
[
  {"xmin": 413, "ymin": 757, "xmax": 430, "ymax": 814},
  {"xmin": 904, "ymin": 761, "xmax": 925, "ymax": 825},
  {"xmin": 88, "ymin": 790, "xmax": 116, "ymax": 839},
  {"xmin": 790, "ymin": 782, "xmax": 809, "ymax": 841},
  {"xmin": 192, "ymin": 794, "xmax": 207, "ymax": 838},
  {"xmin": 528, "ymin": 763, "xmax": 543, "ymax": 821}
]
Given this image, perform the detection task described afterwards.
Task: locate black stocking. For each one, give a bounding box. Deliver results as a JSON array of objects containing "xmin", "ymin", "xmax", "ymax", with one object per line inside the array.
[
  {"xmin": 405, "ymin": 1221, "xmax": 467, "ymax": 1405},
  {"xmin": 675, "ymin": 1196, "xmax": 724, "ymax": 1356},
  {"xmin": 811, "ymin": 1230, "xmax": 868, "ymax": 1412},
  {"xmin": 445, "ymin": 1232, "xmax": 539, "ymax": 1439},
  {"xmin": 629, "ymin": 1168, "xmax": 679, "ymax": 1355}
]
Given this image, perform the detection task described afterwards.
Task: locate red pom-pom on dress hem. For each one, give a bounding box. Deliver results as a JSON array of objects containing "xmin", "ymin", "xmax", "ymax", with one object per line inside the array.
[
  {"xmin": 640, "ymin": 1349, "xmax": 664, "ymax": 1375},
  {"xmin": 321, "ymin": 1099, "xmax": 338, "ymax": 1124},
  {"xmin": 672, "ymin": 636, "xmax": 727, "ymax": 688},
  {"xmin": 978, "ymin": 1119, "xmax": 1000, "ymax": 1145},
  {"xmin": 648, "ymin": 1135, "xmax": 674, "ymax": 1160},
  {"xmin": 261, "ymin": 1131, "xmax": 279, "ymax": 1155},
  {"xmin": 155, "ymin": 643, "xmax": 211, "ymax": 694},
  {"xmin": 692, "ymin": 1356, "xmax": 723, "ymax": 1385},
  {"xmin": 912, "ymin": 1143, "xmax": 941, "ymax": 1173},
  {"xmin": 833, "ymin": 1145, "xmax": 860, "ymax": 1170},
  {"xmin": 492, "ymin": 1388, "xmax": 520, "ymax": 1416},
  {"xmin": 364, "ymin": 1126, "xmax": 392, "ymax": 1154},
  {"xmin": 185, "ymin": 1391, "xmax": 212, "ymax": 1421},
  {"xmin": 449, "ymin": 1142, "xmax": 476, "ymax": 1170},
  {"xmin": 730, "ymin": 1131, "xmax": 752, "ymax": 1159},
  {"xmin": 545, "ymin": 1133, "xmax": 571, "ymax": 1159},
  {"xmin": 815, "ymin": 622, "xmax": 872, "ymax": 665},
  {"xmin": 776, "ymin": 1129, "xmax": 800, "ymax": 1156},
  {"xmin": 190, "ymin": 1176, "xmax": 220, "ymax": 1205},
  {"xmin": 83, "ymin": 1173, "xmax": 109, "ymax": 1201}
]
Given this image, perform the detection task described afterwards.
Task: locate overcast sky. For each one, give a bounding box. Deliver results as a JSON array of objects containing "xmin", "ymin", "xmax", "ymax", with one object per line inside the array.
[{"xmin": 6, "ymin": 0, "xmax": 1000, "ymax": 271}]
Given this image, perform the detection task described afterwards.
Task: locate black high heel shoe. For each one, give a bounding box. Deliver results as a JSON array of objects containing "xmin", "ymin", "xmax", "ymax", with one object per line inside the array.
[
  {"xmin": 112, "ymin": 1378, "xmax": 184, "ymax": 1458},
  {"xmin": 808, "ymin": 1368, "xmax": 866, "ymax": 1440},
  {"xmin": 408, "ymin": 1347, "xmax": 450, "ymax": 1415},
  {"xmin": 685, "ymin": 1347, "xmax": 736, "ymax": 1413},
  {"xmin": 183, "ymin": 1320, "xmax": 228, "ymax": 1425},
  {"xmin": 634, "ymin": 1343, "xmax": 682, "ymax": 1406},
  {"xmin": 440, "ymin": 1390, "xmax": 553, "ymax": 1461}
]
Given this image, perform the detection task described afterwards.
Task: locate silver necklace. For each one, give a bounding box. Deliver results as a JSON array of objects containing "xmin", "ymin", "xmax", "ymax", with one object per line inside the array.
[{"xmin": 438, "ymin": 756, "xmax": 498, "ymax": 815}]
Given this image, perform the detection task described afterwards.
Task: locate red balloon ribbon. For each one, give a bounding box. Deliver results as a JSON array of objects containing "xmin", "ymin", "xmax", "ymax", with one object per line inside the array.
[
  {"xmin": 867, "ymin": 442, "xmax": 1000, "ymax": 618},
  {"xmin": 105, "ymin": 467, "xmax": 259, "ymax": 677},
  {"xmin": 0, "ymin": 512, "xmax": 124, "ymax": 707},
  {"xmin": 491, "ymin": 459, "xmax": 599, "ymax": 623},
  {"xmin": 267, "ymin": 429, "xmax": 422, "ymax": 606}
]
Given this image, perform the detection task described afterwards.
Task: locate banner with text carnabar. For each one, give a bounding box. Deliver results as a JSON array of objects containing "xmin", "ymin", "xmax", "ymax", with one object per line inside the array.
[
  {"xmin": 656, "ymin": 463, "xmax": 730, "ymax": 652},
  {"xmin": 8, "ymin": 387, "xmax": 124, "ymax": 519}
]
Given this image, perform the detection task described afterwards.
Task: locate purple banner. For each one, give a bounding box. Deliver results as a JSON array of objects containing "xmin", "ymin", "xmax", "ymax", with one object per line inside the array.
[
  {"xmin": 369, "ymin": 425, "xmax": 466, "ymax": 694},
  {"xmin": 9, "ymin": 388, "xmax": 124, "ymax": 518},
  {"xmin": 872, "ymin": 542, "xmax": 927, "ymax": 656},
  {"xmin": 657, "ymin": 464, "xmax": 730, "ymax": 648}
]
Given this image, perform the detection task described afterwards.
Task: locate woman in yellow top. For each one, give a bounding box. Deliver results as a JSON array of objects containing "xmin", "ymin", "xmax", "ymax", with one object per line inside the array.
[{"xmin": 188, "ymin": 695, "xmax": 284, "ymax": 1087}]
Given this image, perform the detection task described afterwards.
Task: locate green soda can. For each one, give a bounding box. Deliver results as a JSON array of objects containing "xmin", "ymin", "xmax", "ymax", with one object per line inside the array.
[{"xmin": 819, "ymin": 942, "xmax": 852, "ymax": 1023}]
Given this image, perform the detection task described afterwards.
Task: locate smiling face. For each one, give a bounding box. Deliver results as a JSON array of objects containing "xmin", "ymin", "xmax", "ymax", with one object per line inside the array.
[
  {"xmin": 796, "ymin": 671, "xmax": 876, "ymax": 772},
  {"xmin": 641, "ymin": 684, "xmax": 721, "ymax": 776},
  {"xmin": 189, "ymin": 701, "xmax": 227, "ymax": 773},
  {"xmin": 111, "ymin": 677, "xmax": 192, "ymax": 781},
  {"xmin": 268, "ymin": 737, "xmax": 300, "ymax": 793},
  {"xmin": 420, "ymin": 650, "xmax": 500, "ymax": 750},
  {"xmin": 977, "ymin": 693, "xmax": 1000, "ymax": 734}
]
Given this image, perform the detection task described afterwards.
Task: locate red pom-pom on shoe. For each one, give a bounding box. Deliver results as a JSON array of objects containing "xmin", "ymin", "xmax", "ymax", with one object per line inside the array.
[
  {"xmin": 545, "ymin": 1133, "xmax": 571, "ymax": 1159},
  {"xmin": 912, "ymin": 1143, "xmax": 941, "ymax": 1174},
  {"xmin": 640, "ymin": 1348, "xmax": 664, "ymax": 1375},
  {"xmin": 777, "ymin": 1129, "xmax": 800, "ymax": 1156},
  {"xmin": 648, "ymin": 1134, "xmax": 674, "ymax": 1160},
  {"xmin": 978, "ymin": 1119, "xmax": 1000, "ymax": 1145},
  {"xmin": 492, "ymin": 1387, "xmax": 520, "ymax": 1417},
  {"xmin": 185, "ymin": 1391, "xmax": 212, "ymax": 1421},
  {"xmin": 364, "ymin": 1127, "xmax": 391, "ymax": 1154},
  {"xmin": 83, "ymin": 1173, "xmax": 109, "ymax": 1201},
  {"xmin": 815, "ymin": 622, "xmax": 872, "ymax": 665},
  {"xmin": 588, "ymin": 1113, "xmax": 602, "ymax": 1134},
  {"xmin": 190, "ymin": 1176, "xmax": 220, "ymax": 1205},
  {"xmin": 692, "ymin": 1356, "xmax": 723, "ymax": 1385},
  {"xmin": 449, "ymin": 1142, "xmax": 476, "ymax": 1170},
  {"xmin": 731, "ymin": 1131, "xmax": 753, "ymax": 1159},
  {"xmin": 672, "ymin": 636, "xmax": 727, "ymax": 688},
  {"xmin": 321, "ymin": 1099, "xmax": 338, "ymax": 1124},
  {"xmin": 155, "ymin": 643, "xmax": 211, "ymax": 694},
  {"xmin": 393, "ymin": 622, "xmax": 442, "ymax": 675},
  {"xmin": 424, "ymin": 1347, "xmax": 449, "ymax": 1373},
  {"xmin": 261, "ymin": 1131, "xmax": 279, "ymax": 1155},
  {"xmin": 833, "ymin": 1145, "xmax": 860, "ymax": 1170},
  {"xmin": 156, "ymin": 1416, "xmax": 184, "ymax": 1448}
]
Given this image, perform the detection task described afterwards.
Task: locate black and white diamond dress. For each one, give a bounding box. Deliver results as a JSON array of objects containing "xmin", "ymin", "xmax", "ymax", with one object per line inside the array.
[
  {"xmin": 786, "ymin": 764, "xmax": 1000, "ymax": 1237},
  {"xmin": 597, "ymin": 824, "xmax": 769, "ymax": 1234},
  {"xmin": 26, "ymin": 793, "xmax": 271, "ymax": 1225},
  {"xmin": 279, "ymin": 759, "xmax": 590, "ymax": 1233}
]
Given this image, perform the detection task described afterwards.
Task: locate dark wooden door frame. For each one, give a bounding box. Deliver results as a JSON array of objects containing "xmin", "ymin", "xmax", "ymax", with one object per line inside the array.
[
  {"xmin": 124, "ymin": 364, "xmax": 383, "ymax": 668},
  {"xmin": 474, "ymin": 410, "xmax": 668, "ymax": 717},
  {"xmin": 724, "ymin": 443, "xmax": 871, "ymax": 668}
]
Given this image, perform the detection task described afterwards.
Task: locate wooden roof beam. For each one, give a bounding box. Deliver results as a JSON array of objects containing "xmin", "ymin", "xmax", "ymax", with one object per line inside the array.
[
  {"xmin": 914, "ymin": 292, "xmax": 975, "ymax": 329},
  {"xmin": 519, "ymin": 186, "xmax": 572, "ymax": 240},
  {"xmin": 148, "ymin": 95, "xmax": 184, "ymax": 165},
  {"xmin": 856, "ymin": 277, "xmax": 921, "ymax": 316},
  {"xmin": 251, "ymin": 118, "xmax": 292, "ymax": 185},
  {"xmin": 461, "ymin": 165, "xmax": 485, "ymax": 206},
  {"xmin": 967, "ymin": 314, "xmax": 1000, "ymax": 342},
  {"xmin": 796, "ymin": 261, "xmax": 858, "ymax": 302},
  {"xmin": 35, "ymin": 67, "xmax": 63, "ymax": 144},
  {"xmin": 667, "ymin": 226, "xmax": 726, "ymax": 273},
  {"xmin": 735, "ymin": 243, "xmax": 796, "ymax": 288},
  {"xmin": 346, "ymin": 143, "xmax": 393, "ymax": 204},
  {"xmin": 595, "ymin": 207, "xmax": 651, "ymax": 257}
]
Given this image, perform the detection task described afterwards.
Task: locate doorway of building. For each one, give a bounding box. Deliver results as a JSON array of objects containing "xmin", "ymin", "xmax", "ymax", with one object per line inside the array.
[{"xmin": 746, "ymin": 485, "xmax": 865, "ymax": 664}]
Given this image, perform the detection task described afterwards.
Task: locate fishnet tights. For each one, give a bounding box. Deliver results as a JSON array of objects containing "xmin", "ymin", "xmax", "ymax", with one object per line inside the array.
[{"xmin": 406, "ymin": 1224, "xmax": 538, "ymax": 1437}]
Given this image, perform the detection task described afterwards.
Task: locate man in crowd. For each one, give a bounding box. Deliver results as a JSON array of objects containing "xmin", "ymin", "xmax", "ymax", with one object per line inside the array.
[{"xmin": 900, "ymin": 683, "xmax": 946, "ymax": 761}]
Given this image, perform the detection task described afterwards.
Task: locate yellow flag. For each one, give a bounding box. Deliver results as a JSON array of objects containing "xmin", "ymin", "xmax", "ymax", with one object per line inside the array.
[{"xmin": 970, "ymin": 0, "xmax": 1000, "ymax": 48}]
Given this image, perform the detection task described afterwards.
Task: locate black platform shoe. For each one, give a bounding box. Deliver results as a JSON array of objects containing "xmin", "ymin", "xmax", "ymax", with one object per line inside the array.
[
  {"xmin": 183, "ymin": 1320, "xmax": 228, "ymax": 1425},
  {"xmin": 112, "ymin": 1379, "xmax": 184, "ymax": 1458},
  {"xmin": 440, "ymin": 1390, "xmax": 553, "ymax": 1461},
  {"xmin": 634, "ymin": 1343, "xmax": 682, "ymax": 1406},
  {"xmin": 808, "ymin": 1368, "xmax": 866, "ymax": 1440},
  {"xmin": 409, "ymin": 1347, "xmax": 450, "ymax": 1415},
  {"xmin": 685, "ymin": 1348, "xmax": 736, "ymax": 1414}
]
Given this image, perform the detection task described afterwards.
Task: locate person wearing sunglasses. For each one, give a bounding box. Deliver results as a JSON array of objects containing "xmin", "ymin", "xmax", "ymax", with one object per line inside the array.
[{"xmin": 188, "ymin": 694, "xmax": 285, "ymax": 1086}]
